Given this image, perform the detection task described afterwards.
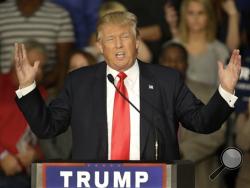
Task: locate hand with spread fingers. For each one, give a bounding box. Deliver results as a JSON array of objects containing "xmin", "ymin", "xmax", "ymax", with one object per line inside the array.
[
  {"xmin": 218, "ymin": 49, "xmax": 241, "ymax": 94},
  {"xmin": 14, "ymin": 43, "xmax": 40, "ymax": 89}
]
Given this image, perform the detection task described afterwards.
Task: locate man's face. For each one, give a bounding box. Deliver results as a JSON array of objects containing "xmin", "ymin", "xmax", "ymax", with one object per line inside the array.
[
  {"xmin": 97, "ymin": 23, "xmax": 139, "ymax": 71},
  {"xmin": 160, "ymin": 47, "xmax": 187, "ymax": 76}
]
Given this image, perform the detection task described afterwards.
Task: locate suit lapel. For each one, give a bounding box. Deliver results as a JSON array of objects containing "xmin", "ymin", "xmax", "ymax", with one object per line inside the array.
[
  {"xmin": 92, "ymin": 62, "xmax": 108, "ymax": 159},
  {"xmin": 139, "ymin": 61, "xmax": 157, "ymax": 158},
  {"xmin": 91, "ymin": 61, "xmax": 158, "ymax": 159}
]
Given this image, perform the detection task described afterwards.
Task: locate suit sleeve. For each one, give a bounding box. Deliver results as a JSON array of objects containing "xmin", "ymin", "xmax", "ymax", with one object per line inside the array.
[
  {"xmin": 174, "ymin": 72, "xmax": 234, "ymax": 133},
  {"xmin": 15, "ymin": 76, "xmax": 72, "ymax": 139}
]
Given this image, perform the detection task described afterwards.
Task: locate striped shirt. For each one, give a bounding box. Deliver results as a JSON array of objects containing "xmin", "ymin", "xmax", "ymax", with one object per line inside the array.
[{"xmin": 0, "ymin": 0, "xmax": 75, "ymax": 73}]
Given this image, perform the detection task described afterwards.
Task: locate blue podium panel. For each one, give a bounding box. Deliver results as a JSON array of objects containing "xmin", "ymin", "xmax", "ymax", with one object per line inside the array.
[{"xmin": 31, "ymin": 161, "xmax": 194, "ymax": 188}]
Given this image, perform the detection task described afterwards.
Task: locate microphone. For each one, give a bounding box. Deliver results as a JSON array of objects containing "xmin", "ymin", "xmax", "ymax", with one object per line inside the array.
[{"xmin": 107, "ymin": 74, "xmax": 159, "ymax": 160}]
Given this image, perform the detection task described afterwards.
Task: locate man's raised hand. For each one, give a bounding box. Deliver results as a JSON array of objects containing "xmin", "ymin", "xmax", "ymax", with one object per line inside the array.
[
  {"xmin": 14, "ymin": 43, "xmax": 40, "ymax": 89},
  {"xmin": 218, "ymin": 49, "xmax": 241, "ymax": 94}
]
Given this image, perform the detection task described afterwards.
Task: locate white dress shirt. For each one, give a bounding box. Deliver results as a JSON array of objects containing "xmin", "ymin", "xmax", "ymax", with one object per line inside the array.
[
  {"xmin": 106, "ymin": 60, "xmax": 140, "ymax": 160},
  {"xmin": 15, "ymin": 61, "xmax": 238, "ymax": 161}
]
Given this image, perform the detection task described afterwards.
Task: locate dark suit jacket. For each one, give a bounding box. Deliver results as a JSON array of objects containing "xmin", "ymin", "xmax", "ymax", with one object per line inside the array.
[{"xmin": 16, "ymin": 61, "xmax": 233, "ymax": 161}]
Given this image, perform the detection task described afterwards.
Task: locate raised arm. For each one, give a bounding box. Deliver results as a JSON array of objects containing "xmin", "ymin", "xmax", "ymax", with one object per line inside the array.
[
  {"xmin": 222, "ymin": 0, "xmax": 240, "ymax": 50},
  {"xmin": 14, "ymin": 43, "xmax": 40, "ymax": 88},
  {"xmin": 14, "ymin": 43, "xmax": 71, "ymax": 138},
  {"xmin": 164, "ymin": 3, "xmax": 179, "ymax": 38},
  {"xmin": 176, "ymin": 49, "xmax": 241, "ymax": 133}
]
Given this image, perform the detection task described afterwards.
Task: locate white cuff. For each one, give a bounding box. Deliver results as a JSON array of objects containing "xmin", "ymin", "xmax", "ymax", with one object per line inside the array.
[
  {"xmin": 219, "ymin": 85, "xmax": 238, "ymax": 108},
  {"xmin": 15, "ymin": 82, "xmax": 36, "ymax": 99},
  {"xmin": 0, "ymin": 150, "xmax": 9, "ymax": 160}
]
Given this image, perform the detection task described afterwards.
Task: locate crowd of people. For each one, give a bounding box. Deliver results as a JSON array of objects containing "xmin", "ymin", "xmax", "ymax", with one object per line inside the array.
[{"xmin": 0, "ymin": 0, "xmax": 249, "ymax": 188}]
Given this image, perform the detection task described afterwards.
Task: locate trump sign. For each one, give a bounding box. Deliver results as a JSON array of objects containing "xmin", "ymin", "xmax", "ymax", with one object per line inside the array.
[{"xmin": 36, "ymin": 163, "xmax": 167, "ymax": 188}]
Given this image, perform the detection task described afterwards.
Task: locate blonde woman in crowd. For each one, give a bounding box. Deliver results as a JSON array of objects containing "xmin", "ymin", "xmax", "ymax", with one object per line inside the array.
[
  {"xmin": 178, "ymin": 0, "xmax": 229, "ymax": 95},
  {"xmin": 165, "ymin": 0, "xmax": 240, "ymax": 51}
]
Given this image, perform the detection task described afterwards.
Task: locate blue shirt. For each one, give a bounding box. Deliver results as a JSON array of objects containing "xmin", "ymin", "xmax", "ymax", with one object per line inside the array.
[{"xmin": 52, "ymin": 0, "xmax": 102, "ymax": 48}]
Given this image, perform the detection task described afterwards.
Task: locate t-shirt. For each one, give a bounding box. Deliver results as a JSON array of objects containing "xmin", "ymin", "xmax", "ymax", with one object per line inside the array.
[
  {"xmin": 187, "ymin": 40, "xmax": 229, "ymax": 86},
  {"xmin": 0, "ymin": 0, "xmax": 74, "ymax": 73}
]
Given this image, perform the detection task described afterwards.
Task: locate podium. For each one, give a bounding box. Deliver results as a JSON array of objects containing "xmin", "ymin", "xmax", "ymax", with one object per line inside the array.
[{"xmin": 31, "ymin": 161, "xmax": 194, "ymax": 188}]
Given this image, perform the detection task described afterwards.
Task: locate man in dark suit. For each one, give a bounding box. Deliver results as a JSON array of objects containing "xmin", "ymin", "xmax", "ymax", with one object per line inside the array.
[{"xmin": 14, "ymin": 11, "xmax": 241, "ymax": 161}]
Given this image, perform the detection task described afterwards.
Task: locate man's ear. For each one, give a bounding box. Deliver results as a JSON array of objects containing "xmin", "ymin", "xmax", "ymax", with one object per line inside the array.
[{"xmin": 96, "ymin": 41, "xmax": 103, "ymax": 54}]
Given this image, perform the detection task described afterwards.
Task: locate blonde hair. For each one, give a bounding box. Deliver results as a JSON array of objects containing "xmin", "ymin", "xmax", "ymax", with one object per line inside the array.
[
  {"xmin": 179, "ymin": 0, "xmax": 216, "ymax": 43},
  {"xmin": 96, "ymin": 11, "xmax": 139, "ymax": 41},
  {"xmin": 99, "ymin": 1, "xmax": 127, "ymax": 18}
]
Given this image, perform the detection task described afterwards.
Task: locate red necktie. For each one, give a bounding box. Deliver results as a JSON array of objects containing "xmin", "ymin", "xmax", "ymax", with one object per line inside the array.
[{"xmin": 111, "ymin": 72, "xmax": 130, "ymax": 160}]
